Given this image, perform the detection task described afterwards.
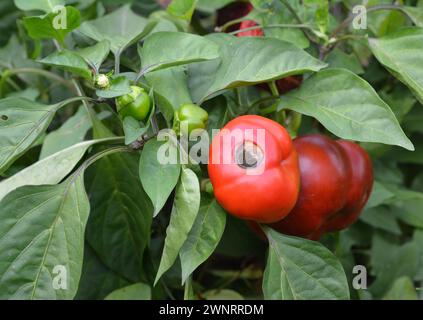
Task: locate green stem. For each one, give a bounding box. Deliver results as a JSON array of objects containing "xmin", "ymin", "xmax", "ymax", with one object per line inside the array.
[
  {"xmin": 243, "ymin": 95, "xmax": 279, "ymax": 115},
  {"xmin": 259, "ymin": 103, "xmax": 277, "ymax": 115},
  {"xmin": 56, "ymin": 95, "xmax": 94, "ymax": 109},
  {"xmin": 229, "ymin": 23, "xmax": 313, "ymax": 36},
  {"xmin": 71, "ymin": 78, "xmax": 114, "ymax": 139},
  {"xmin": 217, "ymin": 17, "xmax": 247, "ymax": 33},
  {"xmin": 268, "ymin": 81, "xmax": 279, "ymax": 97},
  {"xmin": 184, "ymin": 276, "xmax": 194, "ymax": 300},
  {"xmin": 331, "ymin": 4, "xmax": 412, "ymax": 38},
  {"xmin": 115, "ymin": 50, "xmax": 121, "ymax": 75},
  {"xmin": 68, "ymin": 146, "xmax": 131, "ymax": 185}
]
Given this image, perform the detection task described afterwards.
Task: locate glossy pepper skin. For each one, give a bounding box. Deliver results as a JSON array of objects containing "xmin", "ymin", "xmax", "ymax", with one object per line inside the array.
[
  {"xmin": 237, "ymin": 20, "xmax": 264, "ymax": 37},
  {"xmin": 208, "ymin": 115, "xmax": 300, "ymax": 223},
  {"xmin": 269, "ymin": 134, "xmax": 373, "ymax": 239},
  {"xmin": 116, "ymin": 86, "xmax": 151, "ymax": 121},
  {"xmin": 173, "ymin": 103, "xmax": 208, "ymax": 136},
  {"xmin": 321, "ymin": 140, "xmax": 374, "ymax": 233}
]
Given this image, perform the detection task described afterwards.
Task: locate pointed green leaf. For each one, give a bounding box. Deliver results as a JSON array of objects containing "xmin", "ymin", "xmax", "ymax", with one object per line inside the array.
[
  {"xmin": 39, "ymin": 49, "xmax": 92, "ymax": 79},
  {"xmin": 263, "ymin": 228, "xmax": 350, "ymax": 300},
  {"xmin": 155, "ymin": 167, "xmax": 200, "ymax": 284},
  {"xmin": 139, "ymin": 139, "xmax": 181, "ymax": 216},
  {"xmin": 0, "ymin": 174, "xmax": 90, "ymax": 299},
  {"xmin": 189, "ymin": 34, "xmax": 326, "ymax": 102},
  {"xmin": 180, "ymin": 198, "xmax": 226, "ymax": 284},
  {"xmin": 278, "ymin": 68, "xmax": 414, "ymax": 150},
  {"xmin": 0, "ymin": 98, "xmax": 61, "ymax": 175},
  {"xmin": 369, "ymin": 27, "xmax": 423, "ymax": 104},
  {"xmin": 140, "ymin": 31, "xmax": 219, "ymax": 74}
]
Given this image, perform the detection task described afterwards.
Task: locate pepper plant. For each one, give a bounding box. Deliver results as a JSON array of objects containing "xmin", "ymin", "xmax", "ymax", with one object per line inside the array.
[{"xmin": 0, "ymin": 0, "xmax": 422, "ymax": 300}]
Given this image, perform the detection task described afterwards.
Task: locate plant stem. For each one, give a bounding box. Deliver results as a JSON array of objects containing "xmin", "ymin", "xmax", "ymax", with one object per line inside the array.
[
  {"xmin": 229, "ymin": 23, "xmax": 313, "ymax": 36},
  {"xmin": 184, "ymin": 276, "xmax": 194, "ymax": 300},
  {"xmin": 217, "ymin": 17, "xmax": 247, "ymax": 32},
  {"xmin": 71, "ymin": 78, "xmax": 114, "ymax": 139},
  {"xmin": 243, "ymin": 95, "xmax": 280, "ymax": 115},
  {"xmin": 331, "ymin": 4, "xmax": 411, "ymax": 38},
  {"xmin": 115, "ymin": 50, "xmax": 121, "ymax": 75}
]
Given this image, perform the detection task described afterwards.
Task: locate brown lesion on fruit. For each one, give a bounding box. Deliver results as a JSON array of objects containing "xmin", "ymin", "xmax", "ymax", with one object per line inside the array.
[
  {"xmin": 235, "ymin": 141, "xmax": 264, "ymax": 169},
  {"xmin": 1, "ymin": 115, "xmax": 8, "ymax": 121}
]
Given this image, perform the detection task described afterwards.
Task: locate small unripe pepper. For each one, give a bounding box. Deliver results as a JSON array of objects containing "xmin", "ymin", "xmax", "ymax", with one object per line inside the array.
[
  {"xmin": 173, "ymin": 103, "xmax": 208, "ymax": 136},
  {"xmin": 116, "ymin": 86, "xmax": 151, "ymax": 121}
]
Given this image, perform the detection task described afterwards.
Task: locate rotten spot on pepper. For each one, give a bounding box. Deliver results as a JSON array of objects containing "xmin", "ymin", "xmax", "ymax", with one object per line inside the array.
[{"xmin": 235, "ymin": 141, "xmax": 264, "ymax": 169}]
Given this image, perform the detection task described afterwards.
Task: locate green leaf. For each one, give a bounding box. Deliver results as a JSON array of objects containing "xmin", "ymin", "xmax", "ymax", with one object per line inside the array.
[
  {"xmin": 139, "ymin": 139, "xmax": 181, "ymax": 217},
  {"xmin": 370, "ymin": 232, "xmax": 399, "ymax": 276},
  {"xmin": 0, "ymin": 35, "xmax": 38, "ymax": 81},
  {"xmin": 278, "ymin": 68, "xmax": 414, "ymax": 150},
  {"xmin": 0, "ymin": 174, "xmax": 89, "ymax": 299},
  {"xmin": 204, "ymin": 289, "xmax": 244, "ymax": 300},
  {"xmin": 0, "ymin": 138, "xmax": 119, "ymax": 202},
  {"xmin": 179, "ymin": 198, "xmax": 226, "ymax": 284},
  {"xmin": 78, "ymin": 5, "xmax": 156, "ymax": 55},
  {"xmin": 39, "ymin": 49, "xmax": 92, "ymax": 79},
  {"xmin": 85, "ymin": 153, "xmax": 153, "ymax": 282},
  {"xmin": 14, "ymin": 0, "xmax": 64, "ymax": 13},
  {"xmin": 365, "ymin": 181, "xmax": 395, "ymax": 209},
  {"xmin": 189, "ymin": 33, "xmax": 326, "ymax": 103},
  {"xmin": 326, "ymin": 48, "xmax": 364, "ymax": 74},
  {"xmin": 140, "ymin": 32, "xmax": 219, "ymax": 74},
  {"xmin": 369, "ymin": 27, "xmax": 423, "ymax": 104},
  {"xmin": 262, "ymin": 228, "xmax": 350, "ymax": 300},
  {"xmin": 145, "ymin": 67, "xmax": 192, "ymax": 123},
  {"xmin": 7, "ymin": 88, "xmax": 39, "ymax": 101},
  {"xmin": 402, "ymin": 6, "xmax": 423, "ymax": 27},
  {"xmin": 75, "ymin": 244, "xmax": 129, "ymax": 300},
  {"xmin": 167, "ymin": 0, "xmax": 197, "ymax": 21},
  {"xmin": 122, "ymin": 117, "xmax": 145, "ymax": 145},
  {"xmin": 95, "ymin": 76, "xmax": 131, "ymax": 99},
  {"xmin": 0, "ymin": 98, "xmax": 62, "ymax": 175},
  {"xmin": 23, "ymin": 6, "xmax": 81, "ymax": 44},
  {"xmin": 155, "ymin": 167, "xmax": 200, "ymax": 284},
  {"xmin": 383, "ymin": 276, "xmax": 418, "ymax": 300},
  {"xmin": 391, "ymin": 188, "xmax": 423, "ymax": 228},
  {"xmin": 77, "ymin": 40, "xmax": 110, "ymax": 71},
  {"xmin": 40, "ymin": 107, "xmax": 110, "ymax": 159},
  {"xmin": 360, "ymin": 206, "xmax": 401, "ymax": 235},
  {"xmin": 196, "ymin": 0, "xmax": 233, "ymax": 12},
  {"xmin": 412, "ymin": 230, "xmax": 423, "ymax": 281},
  {"xmin": 105, "ymin": 283, "xmax": 151, "ymax": 300},
  {"xmin": 249, "ymin": 1, "xmax": 310, "ymax": 49},
  {"xmin": 370, "ymin": 242, "xmax": 419, "ymax": 297}
]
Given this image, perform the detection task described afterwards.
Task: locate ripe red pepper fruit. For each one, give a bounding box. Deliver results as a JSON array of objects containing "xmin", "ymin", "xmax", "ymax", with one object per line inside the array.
[
  {"xmin": 237, "ymin": 20, "xmax": 264, "ymax": 37},
  {"xmin": 269, "ymin": 134, "xmax": 373, "ymax": 240},
  {"xmin": 217, "ymin": 1, "xmax": 253, "ymax": 32},
  {"xmin": 318, "ymin": 140, "xmax": 374, "ymax": 234},
  {"xmin": 208, "ymin": 115, "xmax": 300, "ymax": 223}
]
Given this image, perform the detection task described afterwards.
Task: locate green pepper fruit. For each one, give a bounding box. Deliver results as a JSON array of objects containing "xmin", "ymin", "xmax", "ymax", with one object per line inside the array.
[
  {"xmin": 116, "ymin": 86, "xmax": 151, "ymax": 121},
  {"xmin": 173, "ymin": 103, "xmax": 208, "ymax": 136}
]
